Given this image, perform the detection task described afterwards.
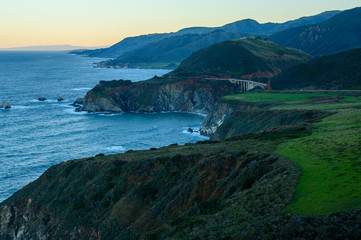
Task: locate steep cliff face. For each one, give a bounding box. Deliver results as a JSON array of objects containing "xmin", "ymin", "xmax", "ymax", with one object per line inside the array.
[
  {"xmin": 200, "ymin": 99, "xmax": 275, "ymax": 136},
  {"xmin": 210, "ymin": 109, "xmax": 331, "ymax": 141},
  {"xmin": 83, "ymin": 78, "xmax": 244, "ymax": 113},
  {"xmin": 1, "ymin": 124, "xmax": 360, "ymax": 239},
  {"xmin": 0, "ymin": 131, "xmax": 303, "ymax": 240}
]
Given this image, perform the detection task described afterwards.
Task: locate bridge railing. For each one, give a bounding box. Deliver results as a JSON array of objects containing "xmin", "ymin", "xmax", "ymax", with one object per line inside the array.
[{"xmin": 205, "ymin": 78, "xmax": 267, "ymax": 91}]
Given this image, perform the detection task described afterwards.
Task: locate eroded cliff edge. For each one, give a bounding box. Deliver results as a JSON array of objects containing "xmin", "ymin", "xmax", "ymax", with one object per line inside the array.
[
  {"xmin": 1, "ymin": 107, "xmax": 360, "ymax": 239},
  {"xmin": 82, "ymin": 77, "xmax": 244, "ymax": 114}
]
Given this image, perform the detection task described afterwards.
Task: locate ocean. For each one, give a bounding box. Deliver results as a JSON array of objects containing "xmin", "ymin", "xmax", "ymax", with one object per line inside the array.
[{"xmin": 0, "ymin": 51, "xmax": 208, "ymax": 202}]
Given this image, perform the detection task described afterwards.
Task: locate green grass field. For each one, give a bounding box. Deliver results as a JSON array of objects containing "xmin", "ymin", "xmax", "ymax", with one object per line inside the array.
[
  {"xmin": 276, "ymin": 110, "xmax": 361, "ymax": 214},
  {"xmin": 226, "ymin": 91, "xmax": 361, "ymax": 215},
  {"xmin": 226, "ymin": 92, "xmax": 361, "ymax": 110},
  {"xmin": 225, "ymin": 92, "xmax": 338, "ymax": 103}
]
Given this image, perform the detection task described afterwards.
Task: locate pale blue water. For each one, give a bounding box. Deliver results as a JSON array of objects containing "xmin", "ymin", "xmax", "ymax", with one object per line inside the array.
[{"xmin": 0, "ymin": 52, "xmax": 208, "ymax": 202}]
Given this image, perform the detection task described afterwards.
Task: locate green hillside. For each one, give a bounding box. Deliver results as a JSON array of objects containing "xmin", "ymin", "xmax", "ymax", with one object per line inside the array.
[
  {"xmin": 271, "ymin": 48, "xmax": 361, "ymax": 90},
  {"xmin": 173, "ymin": 38, "xmax": 310, "ymax": 79},
  {"xmin": 2, "ymin": 91, "xmax": 361, "ymax": 239},
  {"xmin": 223, "ymin": 92, "xmax": 361, "ymax": 215}
]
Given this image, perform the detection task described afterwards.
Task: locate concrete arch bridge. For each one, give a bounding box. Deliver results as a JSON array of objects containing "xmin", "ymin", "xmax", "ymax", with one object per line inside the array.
[{"xmin": 206, "ymin": 78, "xmax": 267, "ymax": 91}]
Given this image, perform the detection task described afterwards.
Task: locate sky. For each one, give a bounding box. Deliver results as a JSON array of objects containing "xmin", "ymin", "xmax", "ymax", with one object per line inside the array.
[{"xmin": 0, "ymin": 0, "xmax": 360, "ymax": 48}]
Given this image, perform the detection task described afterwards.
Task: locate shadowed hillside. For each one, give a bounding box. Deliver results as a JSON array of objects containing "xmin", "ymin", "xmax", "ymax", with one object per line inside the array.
[
  {"xmin": 271, "ymin": 48, "xmax": 361, "ymax": 90},
  {"xmin": 269, "ymin": 7, "xmax": 361, "ymax": 56}
]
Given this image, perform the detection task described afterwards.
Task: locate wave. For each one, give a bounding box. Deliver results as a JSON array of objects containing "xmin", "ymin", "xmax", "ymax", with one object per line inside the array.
[
  {"xmin": 11, "ymin": 105, "xmax": 40, "ymax": 110},
  {"xmin": 104, "ymin": 146, "xmax": 126, "ymax": 152},
  {"xmin": 181, "ymin": 128, "xmax": 209, "ymax": 139},
  {"xmin": 72, "ymin": 87, "xmax": 92, "ymax": 91},
  {"xmin": 97, "ymin": 112, "xmax": 123, "ymax": 117},
  {"xmin": 63, "ymin": 108, "xmax": 87, "ymax": 115},
  {"xmin": 29, "ymin": 99, "xmax": 59, "ymax": 103},
  {"xmin": 159, "ymin": 110, "xmax": 207, "ymax": 117}
]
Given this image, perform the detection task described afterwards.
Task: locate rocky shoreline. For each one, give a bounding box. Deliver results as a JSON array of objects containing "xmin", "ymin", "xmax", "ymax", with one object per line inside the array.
[{"xmin": 74, "ymin": 77, "xmax": 248, "ymax": 136}]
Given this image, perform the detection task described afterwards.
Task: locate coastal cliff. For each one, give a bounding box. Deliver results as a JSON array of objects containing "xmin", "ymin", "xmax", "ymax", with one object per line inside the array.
[
  {"xmin": 0, "ymin": 126, "xmax": 312, "ymax": 239},
  {"xmin": 200, "ymin": 99, "xmax": 274, "ymax": 136},
  {"xmin": 2, "ymin": 90, "xmax": 361, "ymax": 239},
  {"xmin": 1, "ymin": 108, "xmax": 360, "ymax": 239},
  {"xmin": 82, "ymin": 77, "xmax": 244, "ymax": 113},
  {"xmin": 82, "ymin": 38, "xmax": 310, "ymax": 114},
  {"xmin": 200, "ymin": 98, "xmax": 330, "ymax": 140}
]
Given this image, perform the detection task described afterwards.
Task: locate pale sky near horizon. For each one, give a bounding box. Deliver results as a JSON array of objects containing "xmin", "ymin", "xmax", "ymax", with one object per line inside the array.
[{"xmin": 0, "ymin": 0, "xmax": 360, "ymax": 48}]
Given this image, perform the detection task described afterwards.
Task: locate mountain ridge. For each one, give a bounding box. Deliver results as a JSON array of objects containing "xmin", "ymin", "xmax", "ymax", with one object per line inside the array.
[
  {"xmin": 72, "ymin": 10, "xmax": 340, "ymax": 60},
  {"xmin": 269, "ymin": 7, "xmax": 361, "ymax": 56}
]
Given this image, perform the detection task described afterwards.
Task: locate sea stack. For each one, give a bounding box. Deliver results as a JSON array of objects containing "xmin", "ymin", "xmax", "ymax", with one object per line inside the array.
[
  {"xmin": 0, "ymin": 102, "xmax": 11, "ymax": 109},
  {"xmin": 58, "ymin": 94, "xmax": 64, "ymax": 102}
]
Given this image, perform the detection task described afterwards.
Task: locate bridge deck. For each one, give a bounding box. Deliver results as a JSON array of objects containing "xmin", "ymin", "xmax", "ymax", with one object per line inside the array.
[{"xmin": 205, "ymin": 78, "xmax": 267, "ymax": 91}]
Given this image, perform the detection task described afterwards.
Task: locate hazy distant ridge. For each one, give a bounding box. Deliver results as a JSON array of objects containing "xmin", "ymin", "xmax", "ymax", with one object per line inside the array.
[
  {"xmin": 0, "ymin": 45, "xmax": 108, "ymax": 51},
  {"xmin": 73, "ymin": 10, "xmax": 340, "ymax": 59}
]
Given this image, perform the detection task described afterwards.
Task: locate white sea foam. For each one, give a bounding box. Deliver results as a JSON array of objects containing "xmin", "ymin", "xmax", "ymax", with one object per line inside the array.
[
  {"xmin": 181, "ymin": 128, "xmax": 209, "ymax": 139},
  {"xmin": 29, "ymin": 99, "xmax": 58, "ymax": 103},
  {"xmin": 11, "ymin": 105, "xmax": 39, "ymax": 110},
  {"xmin": 97, "ymin": 112, "xmax": 123, "ymax": 117},
  {"xmin": 63, "ymin": 108, "xmax": 87, "ymax": 115},
  {"xmin": 72, "ymin": 87, "xmax": 92, "ymax": 91},
  {"xmin": 160, "ymin": 110, "xmax": 207, "ymax": 117},
  {"xmin": 104, "ymin": 146, "xmax": 126, "ymax": 152}
]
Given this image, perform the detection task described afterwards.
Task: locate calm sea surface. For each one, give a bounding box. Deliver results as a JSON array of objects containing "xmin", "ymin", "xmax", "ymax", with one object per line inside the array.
[{"xmin": 0, "ymin": 52, "xmax": 207, "ymax": 202}]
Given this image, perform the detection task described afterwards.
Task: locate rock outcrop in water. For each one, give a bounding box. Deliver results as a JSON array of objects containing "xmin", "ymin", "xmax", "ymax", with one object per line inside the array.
[
  {"xmin": 0, "ymin": 102, "xmax": 11, "ymax": 109},
  {"xmin": 57, "ymin": 95, "xmax": 64, "ymax": 102}
]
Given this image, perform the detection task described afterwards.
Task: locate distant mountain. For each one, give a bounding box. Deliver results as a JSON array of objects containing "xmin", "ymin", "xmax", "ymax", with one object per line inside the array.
[
  {"xmin": 72, "ymin": 10, "xmax": 340, "ymax": 61},
  {"xmin": 0, "ymin": 45, "xmax": 106, "ymax": 51},
  {"xmin": 76, "ymin": 34, "xmax": 170, "ymax": 58},
  {"xmin": 221, "ymin": 11, "xmax": 340, "ymax": 34},
  {"xmin": 271, "ymin": 48, "xmax": 361, "ymax": 90},
  {"xmin": 96, "ymin": 31, "xmax": 252, "ymax": 69},
  {"xmin": 172, "ymin": 38, "xmax": 311, "ymax": 79},
  {"xmin": 269, "ymin": 7, "xmax": 361, "ymax": 56}
]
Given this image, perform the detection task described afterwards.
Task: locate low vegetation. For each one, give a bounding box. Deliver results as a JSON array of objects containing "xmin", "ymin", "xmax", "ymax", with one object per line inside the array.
[
  {"xmin": 226, "ymin": 91, "xmax": 361, "ymax": 216},
  {"xmin": 1, "ymin": 91, "xmax": 361, "ymax": 239},
  {"xmin": 276, "ymin": 110, "xmax": 361, "ymax": 214}
]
